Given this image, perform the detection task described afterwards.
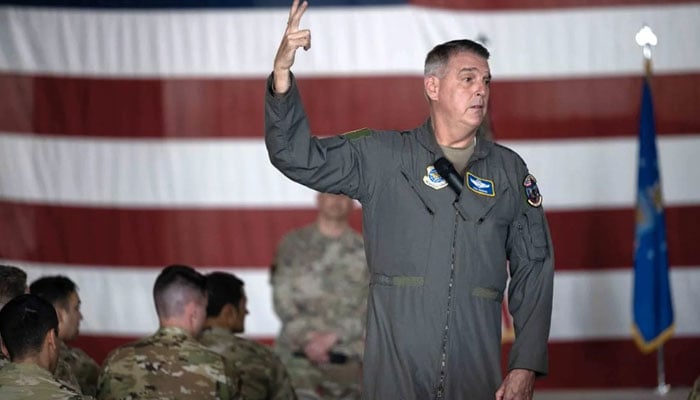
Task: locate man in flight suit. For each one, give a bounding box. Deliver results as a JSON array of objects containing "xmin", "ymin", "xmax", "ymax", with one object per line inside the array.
[{"xmin": 264, "ymin": 1, "xmax": 554, "ymax": 399}]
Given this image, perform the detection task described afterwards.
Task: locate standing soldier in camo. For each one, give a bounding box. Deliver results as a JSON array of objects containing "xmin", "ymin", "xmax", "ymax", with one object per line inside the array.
[
  {"xmin": 200, "ymin": 271, "xmax": 297, "ymax": 400},
  {"xmin": 272, "ymin": 192, "xmax": 369, "ymax": 400},
  {"xmin": 0, "ymin": 294, "xmax": 93, "ymax": 400},
  {"xmin": 96, "ymin": 264, "xmax": 240, "ymax": 400},
  {"xmin": 0, "ymin": 264, "xmax": 29, "ymax": 371},
  {"xmin": 30, "ymin": 276, "xmax": 100, "ymax": 396}
]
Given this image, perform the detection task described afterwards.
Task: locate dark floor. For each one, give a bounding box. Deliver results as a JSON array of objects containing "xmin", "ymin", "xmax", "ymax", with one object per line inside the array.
[{"xmin": 535, "ymin": 387, "xmax": 691, "ymax": 400}]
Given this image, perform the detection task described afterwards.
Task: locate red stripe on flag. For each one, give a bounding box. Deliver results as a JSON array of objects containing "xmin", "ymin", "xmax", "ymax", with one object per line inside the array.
[
  {"xmin": 531, "ymin": 338, "xmax": 700, "ymax": 388},
  {"xmin": 0, "ymin": 201, "xmax": 361, "ymax": 268},
  {"xmin": 549, "ymin": 206, "xmax": 700, "ymax": 270},
  {"xmin": 409, "ymin": 0, "xmax": 699, "ymax": 11},
  {"xmin": 1, "ymin": 201, "xmax": 699, "ymax": 269},
  {"xmin": 1, "ymin": 73, "xmax": 698, "ymax": 139}
]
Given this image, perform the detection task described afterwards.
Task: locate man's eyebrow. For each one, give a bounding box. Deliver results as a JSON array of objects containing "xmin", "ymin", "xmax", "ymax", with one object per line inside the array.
[
  {"xmin": 457, "ymin": 67, "xmax": 479, "ymax": 73},
  {"xmin": 457, "ymin": 67, "xmax": 492, "ymax": 76}
]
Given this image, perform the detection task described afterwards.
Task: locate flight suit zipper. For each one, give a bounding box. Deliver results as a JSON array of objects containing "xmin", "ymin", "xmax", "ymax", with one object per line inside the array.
[{"xmin": 435, "ymin": 205, "xmax": 460, "ymax": 399}]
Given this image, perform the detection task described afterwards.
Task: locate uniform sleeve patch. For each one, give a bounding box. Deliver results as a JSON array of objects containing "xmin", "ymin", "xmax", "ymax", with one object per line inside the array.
[
  {"xmin": 342, "ymin": 128, "xmax": 372, "ymax": 140},
  {"xmin": 523, "ymin": 174, "xmax": 543, "ymax": 207}
]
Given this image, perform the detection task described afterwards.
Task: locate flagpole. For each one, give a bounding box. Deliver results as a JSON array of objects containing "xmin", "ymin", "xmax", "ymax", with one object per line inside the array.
[
  {"xmin": 656, "ymin": 346, "xmax": 670, "ymax": 394},
  {"xmin": 635, "ymin": 24, "xmax": 671, "ymax": 396}
]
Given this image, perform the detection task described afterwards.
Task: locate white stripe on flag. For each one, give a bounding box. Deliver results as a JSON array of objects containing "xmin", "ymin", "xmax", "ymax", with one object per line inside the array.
[
  {"xmin": 1, "ymin": 132, "xmax": 698, "ymax": 209},
  {"xmin": 1, "ymin": 4, "xmax": 699, "ymax": 78},
  {"xmin": 10, "ymin": 259, "xmax": 700, "ymax": 340}
]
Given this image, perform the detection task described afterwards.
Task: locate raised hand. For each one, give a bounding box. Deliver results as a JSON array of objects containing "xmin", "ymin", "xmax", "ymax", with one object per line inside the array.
[{"xmin": 273, "ymin": 0, "xmax": 310, "ymax": 94}]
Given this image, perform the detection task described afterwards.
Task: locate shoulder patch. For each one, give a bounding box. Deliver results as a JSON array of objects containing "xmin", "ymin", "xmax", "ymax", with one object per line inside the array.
[
  {"xmin": 523, "ymin": 174, "xmax": 542, "ymax": 207},
  {"xmin": 343, "ymin": 128, "xmax": 372, "ymax": 140}
]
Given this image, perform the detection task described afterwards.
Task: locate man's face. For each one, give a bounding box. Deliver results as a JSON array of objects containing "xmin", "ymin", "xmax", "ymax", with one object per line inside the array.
[
  {"xmin": 317, "ymin": 193, "xmax": 354, "ymax": 221},
  {"xmin": 429, "ymin": 51, "xmax": 491, "ymax": 133},
  {"xmin": 231, "ymin": 294, "xmax": 249, "ymax": 334},
  {"xmin": 57, "ymin": 291, "xmax": 82, "ymax": 342}
]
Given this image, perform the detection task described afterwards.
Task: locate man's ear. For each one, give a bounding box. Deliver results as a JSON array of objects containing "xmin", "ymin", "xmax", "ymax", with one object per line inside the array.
[
  {"xmin": 54, "ymin": 307, "xmax": 66, "ymax": 335},
  {"xmin": 185, "ymin": 301, "xmax": 197, "ymax": 322},
  {"xmin": 45, "ymin": 328, "xmax": 57, "ymax": 352},
  {"xmin": 221, "ymin": 303, "xmax": 237, "ymax": 324},
  {"xmin": 1, "ymin": 341, "xmax": 9, "ymax": 359},
  {"xmin": 55, "ymin": 306, "xmax": 66, "ymax": 324},
  {"xmin": 424, "ymin": 75, "xmax": 440, "ymax": 101}
]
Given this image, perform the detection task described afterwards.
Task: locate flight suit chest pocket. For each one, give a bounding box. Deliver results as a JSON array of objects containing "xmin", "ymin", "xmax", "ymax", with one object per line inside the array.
[
  {"xmin": 369, "ymin": 170, "xmax": 435, "ymax": 277},
  {"xmin": 400, "ymin": 169, "xmax": 436, "ymax": 216}
]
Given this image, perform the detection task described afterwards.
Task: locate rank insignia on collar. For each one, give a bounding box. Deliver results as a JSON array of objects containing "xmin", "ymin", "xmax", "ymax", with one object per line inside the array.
[
  {"xmin": 423, "ymin": 165, "xmax": 448, "ymax": 190},
  {"xmin": 466, "ymin": 172, "xmax": 495, "ymax": 197},
  {"xmin": 523, "ymin": 174, "xmax": 543, "ymax": 207}
]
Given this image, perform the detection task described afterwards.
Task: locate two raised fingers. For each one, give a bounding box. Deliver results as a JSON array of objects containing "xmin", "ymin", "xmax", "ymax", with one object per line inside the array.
[{"xmin": 286, "ymin": 0, "xmax": 308, "ymax": 34}]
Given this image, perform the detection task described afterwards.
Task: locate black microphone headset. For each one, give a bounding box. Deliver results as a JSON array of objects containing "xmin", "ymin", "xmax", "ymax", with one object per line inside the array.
[{"xmin": 434, "ymin": 157, "xmax": 464, "ymax": 197}]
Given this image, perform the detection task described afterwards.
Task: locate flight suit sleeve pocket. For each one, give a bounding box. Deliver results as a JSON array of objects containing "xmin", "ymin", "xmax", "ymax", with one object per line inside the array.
[{"xmin": 525, "ymin": 209, "xmax": 548, "ymax": 261}]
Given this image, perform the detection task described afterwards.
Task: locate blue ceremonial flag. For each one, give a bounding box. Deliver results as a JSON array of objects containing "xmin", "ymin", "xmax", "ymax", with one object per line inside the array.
[{"xmin": 632, "ymin": 78, "xmax": 674, "ymax": 353}]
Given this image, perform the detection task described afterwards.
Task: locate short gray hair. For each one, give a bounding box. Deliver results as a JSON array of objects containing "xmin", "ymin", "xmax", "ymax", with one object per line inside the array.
[{"xmin": 424, "ymin": 39, "xmax": 490, "ymax": 77}]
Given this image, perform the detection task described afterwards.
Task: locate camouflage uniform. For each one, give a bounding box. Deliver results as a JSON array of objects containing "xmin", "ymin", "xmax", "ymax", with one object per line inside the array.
[
  {"xmin": 200, "ymin": 326, "xmax": 297, "ymax": 400},
  {"xmin": 690, "ymin": 376, "xmax": 700, "ymax": 400},
  {"xmin": 59, "ymin": 341, "xmax": 100, "ymax": 396},
  {"xmin": 97, "ymin": 326, "xmax": 239, "ymax": 400},
  {"xmin": 0, "ymin": 352, "xmax": 9, "ymax": 370},
  {"xmin": 0, "ymin": 362, "xmax": 93, "ymax": 399},
  {"xmin": 272, "ymin": 224, "xmax": 368, "ymax": 400},
  {"xmin": 53, "ymin": 357, "xmax": 82, "ymax": 394}
]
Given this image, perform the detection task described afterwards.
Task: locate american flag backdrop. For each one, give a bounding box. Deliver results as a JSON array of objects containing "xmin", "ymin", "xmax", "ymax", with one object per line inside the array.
[{"xmin": 1, "ymin": 0, "xmax": 699, "ymax": 389}]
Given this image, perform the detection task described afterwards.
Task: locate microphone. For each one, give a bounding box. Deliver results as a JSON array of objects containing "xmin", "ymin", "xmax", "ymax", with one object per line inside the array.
[{"xmin": 434, "ymin": 157, "xmax": 463, "ymax": 196}]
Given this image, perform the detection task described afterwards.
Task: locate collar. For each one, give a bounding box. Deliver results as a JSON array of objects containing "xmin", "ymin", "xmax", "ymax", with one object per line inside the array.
[
  {"xmin": 200, "ymin": 326, "xmax": 233, "ymax": 338},
  {"xmin": 156, "ymin": 325, "xmax": 192, "ymax": 339},
  {"xmin": 5, "ymin": 362, "xmax": 54, "ymax": 378},
  {"xmin": 415, "ymin": 118, "xmax": 494, "ymax": 162},
  {"xmin": 415, "ymin": 118, "xmax": 442, "ymax": 156}
]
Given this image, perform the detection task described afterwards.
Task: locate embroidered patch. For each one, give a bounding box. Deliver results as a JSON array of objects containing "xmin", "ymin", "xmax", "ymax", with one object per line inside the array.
[
  {"xmin": 342, "ymin": 128, "xmax": 372, "ymax": 140},
  {"xmin": 523, "ymin": 174, "xmax": 543, "ymax": 207},
  {"xmin": 423, "ymin": 165, "xmax": 448, "ymax": 190},
  {"xmin": 466, "ymin": 172, "xmax": 495, "ymax": 197}
]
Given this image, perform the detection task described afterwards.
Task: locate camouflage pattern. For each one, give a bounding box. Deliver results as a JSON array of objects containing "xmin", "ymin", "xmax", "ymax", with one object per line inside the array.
[
  {"xmin": 0, "ymin": 362, "xmax": 93, "ymax": 399},
  {"xmin": 200, "ymin": 326, "xmax": 297, "ymax": 400},
  {"xmin": 0, "ymin": 352, "xmax": 9, "ymax": 370},
  {"xmin": 59, "ymin": 341, "xmax": 100, "ymax": 396},
  {"xmin": 97, "ymin": 326, "xmax": 239, "ymax": 400},
  {"xmin": 690, "ymin": 376, "xmax": 700, "ymax": 400},
  {"xmin": 54, "ymin": 359, "xmax": 81, "ymax": 393},
  {"xmin": 272, "ymin": 224, "xmax": 368, "ymax": 399}
]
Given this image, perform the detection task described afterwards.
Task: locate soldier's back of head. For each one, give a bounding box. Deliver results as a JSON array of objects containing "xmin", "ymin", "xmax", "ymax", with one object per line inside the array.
[{"xmin": 97, "ymin": 265, "xmax": 238, "ymax": 400}]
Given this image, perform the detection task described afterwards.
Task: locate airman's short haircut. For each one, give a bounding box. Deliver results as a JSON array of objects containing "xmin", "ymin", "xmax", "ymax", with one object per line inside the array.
[
  {"xmin": 205, "ymin": 272, "xmax": 245, "ymax": 317},
  {"xmin": 0, "ymin": 265, "xmax": 27, "ymax": 308},
  {"xmin": 153, "ymin": 265, "xmax": 207, "ymax": 319},
  {"xmin": 424, "ymin": 39, "xmax": 490, "ymax": 78},
  {"xmin": 0, "ymin": 294, "xmax": 59, "ymax": 360},
  {"xmin": 29, "ymin": 275, "xmax": 78, "ymax": 309}
]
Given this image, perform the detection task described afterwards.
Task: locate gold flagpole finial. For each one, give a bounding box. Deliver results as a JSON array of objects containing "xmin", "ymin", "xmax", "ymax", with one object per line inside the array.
[{"xmin": 635, "ymin": 25, "xmax": 658, "ymax": 79}]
